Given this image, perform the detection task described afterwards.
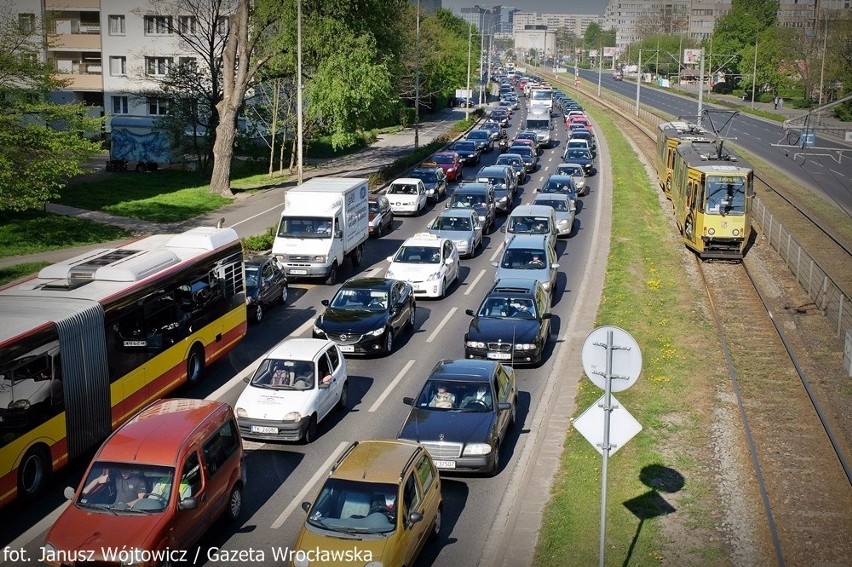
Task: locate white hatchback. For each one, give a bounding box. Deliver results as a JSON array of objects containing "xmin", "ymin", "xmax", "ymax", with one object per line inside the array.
[
  {"xmin": 386, "ymin": 178, "xmax": 428, "ymax": 216},
  {"xmin": 386, "ymin": 232, "xmax": 460, "ymax": 298},
  {"xmin": 235, "ymin": 338, "xmax": 348, "ymax": 443}
]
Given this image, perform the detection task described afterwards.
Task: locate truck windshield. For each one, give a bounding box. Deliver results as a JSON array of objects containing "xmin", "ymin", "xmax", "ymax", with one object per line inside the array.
[
  {"xmin": 278, "ymin": 217, "xmax": 334, "ymax": 238},
  {"xmin": 526, "ymin": 119, "xmax": 549, "ymax": 130}
]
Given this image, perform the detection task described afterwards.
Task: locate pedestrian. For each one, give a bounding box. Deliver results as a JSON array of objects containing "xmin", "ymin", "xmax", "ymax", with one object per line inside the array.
[
  {"xmin": 779, "ymin": 97, "xmax": 784, "ymax": 109},
  {"xmin": 774, "ymin": 96, "xmax": 779, "ymax": 110}
]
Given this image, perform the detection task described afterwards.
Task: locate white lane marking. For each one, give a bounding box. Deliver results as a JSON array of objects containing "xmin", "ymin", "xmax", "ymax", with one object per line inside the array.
[
  {"xmin": 829, "ymin": 168, "xmax": 843, "ymax": 176},
  {"xmin": 364, "ymin": 266, "xmax": 384, "ymax": 277},
  {"xmin": 270, "ymin": 441, "xmax": 349, "ymax": 529},
  {"xmin": 369, "ymin": 359, "xmax": 416, "ymax": 412},
  {"xmin": 427, "ymin": 307, "xmax": 457, "ymax": 343},
  {"xmin": 489, "ymin": 240, "xmax": 505, "ymax": 262},
  {"xmin": 465, "ymin": 268, "xmax": 487, "ymax": 295},
  {"xmin": 228, "ymin": 203, "xmax": 285, "ymax": 228},
  {"xmin": 208, "ymin": 357, "xmax": 264, "ymax": 400}
]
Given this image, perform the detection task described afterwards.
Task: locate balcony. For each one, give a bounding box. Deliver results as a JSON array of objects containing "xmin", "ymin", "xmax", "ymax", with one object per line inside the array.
[
  {"xmin": 49, "ymin": 33, "xmax": 101, "ymax": 51},
  {"xmin": 52, "ymin": 59, "xmax": 104, "ymax": 91}
]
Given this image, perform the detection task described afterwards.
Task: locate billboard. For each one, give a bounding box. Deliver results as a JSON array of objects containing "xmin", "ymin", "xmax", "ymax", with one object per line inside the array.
[
  {"xmin": 683, "ymin": 49, "xmax": 702, "ymax": 65},
  {"xmin": 589, "ymin": 49, "xmax": 598, "ymax": 57},
  {"xmin": 603, "ymin": 47, "xmax": 616, "ymax": 57}
]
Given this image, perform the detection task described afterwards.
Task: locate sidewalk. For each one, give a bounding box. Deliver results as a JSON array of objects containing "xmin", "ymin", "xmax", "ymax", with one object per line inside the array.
[{"xmin": 0, "ymin": 106, "xmax": 473, "ymax": 271}]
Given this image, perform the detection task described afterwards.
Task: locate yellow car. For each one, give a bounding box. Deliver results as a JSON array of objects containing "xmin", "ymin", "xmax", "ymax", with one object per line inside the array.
[{"xmin": 292, "ymin": 440, "xmax": 442, "ymax": 567}]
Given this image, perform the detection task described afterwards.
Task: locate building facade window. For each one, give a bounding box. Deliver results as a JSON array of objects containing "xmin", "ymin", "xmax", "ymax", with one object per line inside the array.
[
  {"xmin": 178, "ymin": 15, "xmax": 197, "ymax": 34},
  {"xmin": 145, "ymin": 56, "xmax": 173, "ymax": 76},
  {"xmin": 109, "ymin": 56, "xmax": 126, "ymax": 76},
  {"xmin": 112, "ymin": 96, "xmax": 129, "ymax": 114},
  {"xmin": 148, "ymin": 97, "xmax": 169, "ymax": 115},
  {"xmin": 144, "ymin": 15, "xmax": 173, "ymax": 35},
  {"xmin": 18, "ymin": 13, "xmax": 36, "ymax": 34},
  {"xmin": 178, "ymin": 56, "xmax": 197, "ymax": 70},
  {"xmin": 216, "ymin": 16, "xmax": 228, "ymax": 35},
  {"xmin": 108, "ymin": 15, "xmax": 126, "ymax": 35}
]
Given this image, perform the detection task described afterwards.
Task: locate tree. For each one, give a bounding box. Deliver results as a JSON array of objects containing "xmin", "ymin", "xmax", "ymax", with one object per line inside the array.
[{"xmin": 0, "ymin": 7, "xmax": 102, "ymax": 212}]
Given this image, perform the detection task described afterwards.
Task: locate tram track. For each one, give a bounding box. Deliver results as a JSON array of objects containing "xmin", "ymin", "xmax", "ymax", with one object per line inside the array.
[{"xmin": 603, "ymin": 99, "xmax": 852, "ymax": 565}]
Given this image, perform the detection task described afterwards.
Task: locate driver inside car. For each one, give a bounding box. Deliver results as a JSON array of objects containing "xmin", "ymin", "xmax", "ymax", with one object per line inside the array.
[{"xmin": 461, "ymin": 385, "xmax": 492, "ymax": 410}]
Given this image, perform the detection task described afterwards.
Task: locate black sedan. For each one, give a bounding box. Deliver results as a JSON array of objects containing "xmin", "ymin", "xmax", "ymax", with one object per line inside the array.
[
  {"xmin": 450, "ymin": 140, "xmax": 481, "ymax": 166},
  {"xmin": 245, "ymin": 255, "xmax": 289, "ymax": 323},
  {"xmin": 313, "ymin": 278, "xmax": 415, "ymax": 356},
  {"xmin": 398, "ymin": 359, "xmax": 516, "ymax": 476},
  {"xmin": 562, "ymin": 148, "xmax": 596, "ymax": 176},
  {"xmin": 409, "ymin": 165, "xmax": 448, "ymax": 203},
  {"xmin": 464, "ymin": 278, "xmax": 552, "ymax": 366}
]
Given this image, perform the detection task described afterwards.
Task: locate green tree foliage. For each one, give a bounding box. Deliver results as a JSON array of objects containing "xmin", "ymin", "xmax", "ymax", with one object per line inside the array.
[
  {"xmin": 0, "ymin": 8, "xmax": 102, "ymax": 212},
  {"xmin": 710, "ymin": 0, "xmax": 779, "ymax": 77}
]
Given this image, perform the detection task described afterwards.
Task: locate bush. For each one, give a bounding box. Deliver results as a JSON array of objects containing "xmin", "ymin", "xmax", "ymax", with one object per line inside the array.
[
  {"xmin": 399, "ymin": 107, "xmax": 416, "ymax": 127},
  {"xmin": 242, "ymin": 225, "xmax": 276, "ymax": 252},
  {"xmin": 832, "ymin": 102, "xmax": 852, "ymax": 122},
  {"xmin": 712, "ymin": 81, "xmax": 736, "ymax": 94}
]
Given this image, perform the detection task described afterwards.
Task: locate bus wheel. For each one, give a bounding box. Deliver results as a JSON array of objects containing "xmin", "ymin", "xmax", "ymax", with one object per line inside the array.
[
  {"xmin": 18, "ymin": 446, "xmax": 50, "ymax": 500},
  {"xmin": 186, "ymin": 345, "xmax": 205, "ymax": 386}
]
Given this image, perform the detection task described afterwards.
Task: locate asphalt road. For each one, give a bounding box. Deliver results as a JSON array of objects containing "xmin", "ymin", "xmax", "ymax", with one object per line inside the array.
[
  {"xmin": 0, "ymin": 92, "xmax": 606, "ymax": 567},
  {"xmin": 578, "ymin": 68, "xmax": 852, "ymax": 217}
]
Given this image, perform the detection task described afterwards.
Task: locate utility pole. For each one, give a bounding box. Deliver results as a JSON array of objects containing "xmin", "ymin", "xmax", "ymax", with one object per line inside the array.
[
  {"xmin": 634, "ymin": 49, "xmax": 642, "ymax": 116},
  {"xmin": 697, "ymin": 48, "xmax": 705, "ymax": 127},
  {"xmin": 415, "ymin": 0, "xmax": 420, "ymax": 148},
  {"xmin": 466, "ymin": 24, "xmax": 473, "ymax": 120},
  {"xmin": 751, "ymin": 37, "xmax": 758, "ymax": 110},
  {"xmin": 296, "ymin": 0, "xmax": 303, "ymax": 184}
]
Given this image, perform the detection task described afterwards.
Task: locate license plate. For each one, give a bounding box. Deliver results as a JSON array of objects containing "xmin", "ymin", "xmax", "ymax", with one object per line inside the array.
[
  {"xmin": 434, "ymin": 460, "xmax": 456, "ymax": 469},
  {"xmin": 289, "ymin": 269, "xmax": 307, "ymax": 275},
  {"xmin": 339, "ymin": 345, "xmax": 355, "ymax": 353},
  {"xmin": 487, "ymin": 352, "xmax": 512, "ymax": 360},
  {"xmin": 123, "ymin": 340, "xmax": 147, "ymax": 347},
  {"xmin": 251, "ymin": 426, "xmax": 278, "ymax": 434}
]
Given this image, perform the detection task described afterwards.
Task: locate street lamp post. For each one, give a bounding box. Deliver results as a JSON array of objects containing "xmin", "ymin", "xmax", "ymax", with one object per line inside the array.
[
  {"xmin": 415, "ymin": 0, "xmax": 420, "ymax": 148},
  {"xmin": 634, "ymin": 49, "xmax": 643, "ymax": 116},
  {"xmin": 296, "ymin": 0, "xmax": 303, "ymax": 184},
  {"xmin": 466, "ymin": 23, "xmax": 473, "ymax": 120}
]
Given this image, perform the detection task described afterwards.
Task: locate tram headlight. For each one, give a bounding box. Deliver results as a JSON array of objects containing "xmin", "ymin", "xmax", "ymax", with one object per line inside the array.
[
  {"xmin": 732, "ymin": 229, "xmax": 740, "ymax": 236},
  {"xmin": 707, "ymin": 228, "xmax": 716, "ymax": 235}
]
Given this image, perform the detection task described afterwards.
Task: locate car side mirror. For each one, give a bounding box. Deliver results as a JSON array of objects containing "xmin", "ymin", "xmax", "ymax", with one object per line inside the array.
[
  {"xmin": 465, "ymin": 308, "xmax": 476, "ymax": 317},
  {"xmin": 498, "ymin": 401, "xmax": 512, "ymax": 411},
  {"xmin": 386, "ymin": 256, "xmax": 395, "ymax": 263},
  {"xmin": 243, "ymin": 376, "xmax": 250, "ymax": 383},
  {"xmin": 500, "ymin": 227, "xmax": 506, "ymax": 233},
  {"xmin": 445, "ymin": 258, "xmax": 454, "ymax": 265},
  {"xmin": 64, "ymin": 486, "xmax": 75, "ymax": 500},
  {"xmin": 407, "ymin": 511, "xmax": 424, "ymax": 526},
  {"xmin": 178, "ymin": 497, "xmax": 198, "ymax": 511},
  {"xmin": 403, "ymin": 396, "xmax": 414, "ymax": 406},
  {"xmin": 491, "ymin": 261, "xmax": 499, "ymax": 268},
  {"xmin": 551, "ymin": 263, "xmax": 560, "ymax": 270},
  {"xmin": 301, "ymin": 501, "xmax": 312, "ymax": 513},
  {"xmin": 320, "ymin": 299, "xmax": 330, "ymax": 307}
]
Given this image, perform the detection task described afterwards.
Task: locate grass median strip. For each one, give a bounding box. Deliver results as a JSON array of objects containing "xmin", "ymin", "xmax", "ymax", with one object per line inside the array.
[
  {"xmin": 0, "ymin": 262, "xmax": 51, "ymax": 286},
  {"xmin": 534, "ymin": 102, "xmax": 727, "ymax": 565},
  {"xmin": 0, "ymin": 211, "xmax": 130, "ymax": 258}
]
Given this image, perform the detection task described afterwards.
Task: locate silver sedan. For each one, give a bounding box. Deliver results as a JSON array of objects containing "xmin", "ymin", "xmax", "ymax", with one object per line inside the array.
[{"xmin": 427, "ymin": 209, "xmax": 484, "ymax": 258}]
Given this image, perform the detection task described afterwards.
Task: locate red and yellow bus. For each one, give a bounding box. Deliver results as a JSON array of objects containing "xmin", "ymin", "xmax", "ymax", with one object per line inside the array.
[{"xmin": 0, "ymin": 227, "xmax": 247, "ymax": 507}]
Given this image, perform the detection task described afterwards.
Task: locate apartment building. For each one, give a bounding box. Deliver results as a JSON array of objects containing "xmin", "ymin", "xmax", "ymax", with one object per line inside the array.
[
  {"xmin": 11, "ymin": 0, "xmax": 220, "ymax": 153},
  {"xmin": 512, "ymin": 11, "xmax": 603, "ymax": 37}
]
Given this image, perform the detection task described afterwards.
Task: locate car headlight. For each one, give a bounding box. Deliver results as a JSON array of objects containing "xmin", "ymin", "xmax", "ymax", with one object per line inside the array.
[
  {"xmin": 515, "ymin": 343, "xmax": 536, "ymax": 350},
  {"xmin": 9, "ymin": 399, "xmax": 30, "ymax": 410},
  {"xmin": 283, "ymin": 411, "xmax": 302, "ymax": 421},
  {"xmin": 465, "ymin": 340, "xmax": 486, "ymax": 348},
  {"xmin": 386, "ymin": 269, "xmax": 395, "ymax": 279},
  {"xmin": 427, "ymin": 271, "xmax": 443, "ymax": 281},
  {"xmin": 557, "ymin": 219, "xmax": 570, "ymax": 227},
  {"xmin": 366, "ymin": 327, "xmax": 385, "ymax": 337},
  {"xmin": 236, "ymin": 407, "xmax": 247, "ymax": 418},
  {"xmin": 313, "ymin": 255, "xmax": 326, "ymax": 263},
  {"xmin": 313, "ymin": 324, "xmax": 325, "ymax": 336},
  {"xmin": 463, "ymin": 443, "xmax": 493, "ymax": 456},
  {"xmin": 498, "ymin": 196, "xmax": 507, "ymax": 203}
]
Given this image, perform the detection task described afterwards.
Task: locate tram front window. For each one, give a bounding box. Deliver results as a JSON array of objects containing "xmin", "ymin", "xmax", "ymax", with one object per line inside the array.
[{"xmin": 705, "ymin": 176, "xmax": 746, "ymax": 215}]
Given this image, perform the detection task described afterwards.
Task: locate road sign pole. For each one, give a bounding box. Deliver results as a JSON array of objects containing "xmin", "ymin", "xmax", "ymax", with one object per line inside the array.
[{"xmin": 598, "ymin": 329, "xmax": 614, "ymax": 567}]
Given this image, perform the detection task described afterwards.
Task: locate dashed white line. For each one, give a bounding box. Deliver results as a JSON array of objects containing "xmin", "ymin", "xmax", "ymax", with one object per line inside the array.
[
  {"xmin": 465, "ymin": 268, "xmax": 487, "ymax": 295},
  {"xmin": 270, "ymin": 441, "xmax": 349, "ymax": 529},
  {"xmin": 427, "ymin": 307, "xmax": 457, "ymax": 343},
  {"xmin": 489, "ymin": 240, "xmax": 505, "ymax": 262},
  {"xmin": 369, "ymin": 359, "xmax": 416, "ymax": 412}
]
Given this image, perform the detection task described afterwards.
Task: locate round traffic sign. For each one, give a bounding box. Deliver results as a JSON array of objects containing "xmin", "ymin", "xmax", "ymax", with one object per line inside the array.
[{"xmin": 581, "ymin": 326, "xmax": 642, "ymax": 391}]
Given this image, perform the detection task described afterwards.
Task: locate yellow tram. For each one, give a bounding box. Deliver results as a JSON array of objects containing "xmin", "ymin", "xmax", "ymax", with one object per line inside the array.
[
  {"xmin": 670, "ymin": 140, "xmax": 754, "ymax": 260},
  {"xmin": 656, "ymin": 121, "xmax": 712, "ymax": 197}
]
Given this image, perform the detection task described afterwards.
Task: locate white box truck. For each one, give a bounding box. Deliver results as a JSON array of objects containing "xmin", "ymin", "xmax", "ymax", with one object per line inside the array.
[
  {"xmin": 525, "ymin": 108, "xmax": 554, "ymax": 148},
  {"xmin": 273, "ymin": 177, "xmax": 369, "ymax": 284}
]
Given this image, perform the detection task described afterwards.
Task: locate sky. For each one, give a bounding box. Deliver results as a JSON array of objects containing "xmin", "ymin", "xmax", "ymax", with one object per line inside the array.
[{"xmin": 441, "ymin": 0, "xmax": 607, "ymax": 16}]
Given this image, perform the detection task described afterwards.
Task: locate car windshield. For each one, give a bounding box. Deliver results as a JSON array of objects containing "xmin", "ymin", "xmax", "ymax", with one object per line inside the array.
[
  {"xmin": 454, "ymin": 142, "xmax": 476, "ymax": 151},
  {"xmin": 542, "ymin": 180, "xmax": 573, "ymax": 193},
  {"xmin": 77, "ymin": 462, "xmax": 176, "ymax": 513},
  {"xmin": 565, "ymin": 150, "xmax": 590, "ymax": 160},
  {"xmin": 450, "ymin": 194, "xmax": 486, "ymax": 208},
  {"xmin": 501, "ymin": 248, "xmax": 548, "ymax": 269},
  {"xmin": 497, "ymin": 157, "xmax": 521, "ymax": 168},
  {"xmin": 535, "ymin": 198, "xmax": 569, "ymax": 212},
  {"xmin": 394, "ymin": 245, "xmax": 441, "ymax": 264},
  {"xmin": 468, "ymin": 131, "xmax": 488, "ymax": 140},
  {"xmin": 511, "ymin": 148, "xmax": 532, "ymax": 158},
  {"xmin": 368, "ymin": 201, "xmax": 380, "ymax": 214},
  {"xmin": 330, "ymin": 288, "xmax": 388, "ymax": 311},
  {"xmin": 557, "ymin": 165, "xmax": 582, "ymax": 176},
  {"xmin": 387, "ymin": 183, "xmax": 418, "ymax": 195},
  {"xmin": 414, "ymin": 379, "xmax": 495, "ymax": 412},
  {"xmin": 477, "ymin": 176, "xmax": 506, "ymax": 189},
  {"xmin": 278, "ymin": 217, "xmax": 334, "ymax": 239},
  {"xmin": 509, "ymin": 216, "xmax": 550, "ymax": 234},
  {"xmin": 433, "ymin": 216, "xmax": 472, "ymax": 231},
  {"xmin": 307, "ymin": 478, "xmax": 397, "ymax": 534},
  {"xmin": 411, "ymin": 171, "xmax": 439, "ymax": 183},
  {"xmin": 432, "ymin": 154, "xmax": 453, "ymax": 165},
  {"xmin": 478, "ymin": 296, "xmax": 537, "ymax": 320},
  {"xmin": 250, "ymin": 358, "xmax": 315, "ymax": 390}
]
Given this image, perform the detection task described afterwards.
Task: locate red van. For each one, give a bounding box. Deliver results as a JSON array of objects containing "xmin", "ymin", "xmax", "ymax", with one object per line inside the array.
[{"xmin": 42, "ymin": 399, "xmax": 246, "ymax": 567}]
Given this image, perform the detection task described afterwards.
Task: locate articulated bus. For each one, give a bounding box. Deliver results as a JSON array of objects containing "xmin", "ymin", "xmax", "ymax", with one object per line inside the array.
[
  {"xmin": 0, "ymin": 227, "xmax": 247, "ymax": 507},
  {"xmin": 656, "ymin": 121, "xmax": 712, "ymax": 197},
  {"xmin": 671, "ymin": 141, "xmax": 754, "ymax": 260}
]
